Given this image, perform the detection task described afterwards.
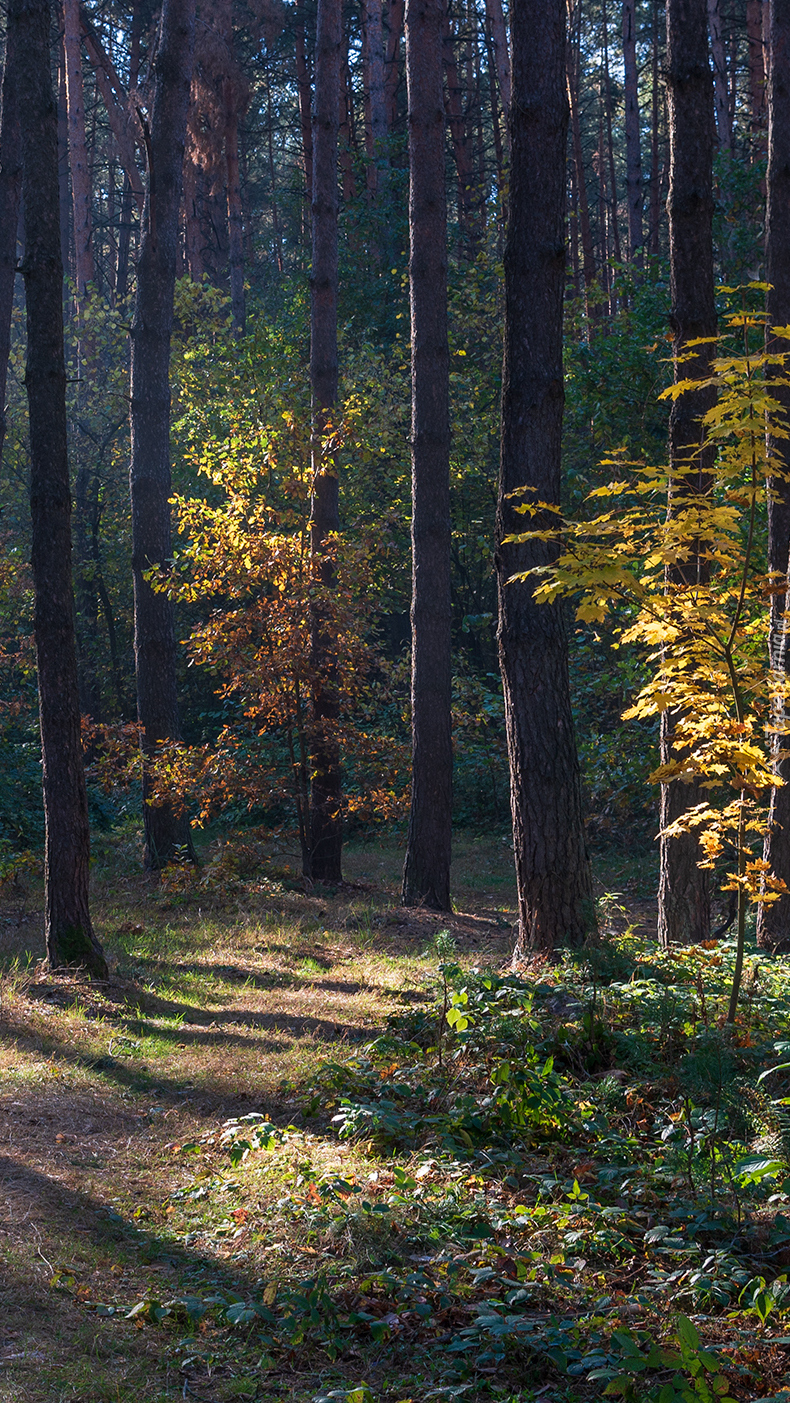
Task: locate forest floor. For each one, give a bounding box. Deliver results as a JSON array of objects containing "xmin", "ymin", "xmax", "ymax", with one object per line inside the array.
[{"xmin": 0, "ymin": 829, "xmax": 787, "ymax": 1403}]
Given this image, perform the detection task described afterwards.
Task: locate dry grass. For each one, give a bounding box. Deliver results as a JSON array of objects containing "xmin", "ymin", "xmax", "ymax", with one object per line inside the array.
[{"xmin": 0, "ymin": 831, "xmax": 518, "ymax": 1402}]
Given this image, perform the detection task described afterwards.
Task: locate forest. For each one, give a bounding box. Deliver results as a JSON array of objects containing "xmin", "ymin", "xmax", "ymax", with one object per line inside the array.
[{"xmin": 3, "ymin": 0, "xmax": 790, "ymax": 1399}]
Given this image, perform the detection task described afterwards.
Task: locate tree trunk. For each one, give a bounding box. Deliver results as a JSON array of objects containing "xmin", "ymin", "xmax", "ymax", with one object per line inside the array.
[
  {"xmin": 225, "ymin": 103, "xmax": 245, "ymax": 333},
  {"xmin": 758, "ymin": 0, "xmax": 790, "ymax": 952},
  {"xmin": 129, "ymin": 0, "xmax": 197, "ymax": 870},
  {"xmin": 63, "ymin": 0, "xmax": 94, "ymax": 296},
  {"xmin": 80, "ymin": 10, "xmax": 145, "ymax": 214},
  {"xmin": 11, "ymin": 0, "xmax": 106, "ymax": 978},
  {"xmin": 496, "ymin": 0, "xmax": 594, "ymax": 955},
  {"xmin": 309, "ymin": 0, "xmax": 343, "ymax": 883},
  {"xmin": 707, "ymin": 0, "xmax": 733, "ymax": 152},
  {"xmin": 0, "ymin": 24, "xmax": 22, "ymax": 468},
  {"xmin": 401, "ymin": 0, "xmax": 452, "ymax": 912},
  {"xmin": 658, "ymin": 0, "xmax": 717, "ymax": 948},
  {"xmin": 623, "ymin": 0, "xmax": 643, "ymax": 262}
]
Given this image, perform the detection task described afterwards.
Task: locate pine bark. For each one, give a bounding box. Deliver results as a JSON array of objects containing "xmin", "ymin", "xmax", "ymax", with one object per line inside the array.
[
  {"xmin": 129, "ymin": 0, "xmax": 197, "ymax": 869},
  {"xmin": 623, "ymin": 0, "xmax": 643, "ymax": 262},
  {"xmin": 401, "ymin": 0, "xmax": 452, "ymax": 912},
  {"xmin": 496, "ymin": 0, "xmax": 594, "ymax": 954},
  {"xmin": 658, "ymin": 0, "xmax": 717, "ymax": 947},
  {"xmin": 0, "ymin": 24, "xmax": 22, "ymax": 467},
  {"xmin": 758, "ymin": 0, "xmax": 790, "ymax": 952},
  {"xmin": 309, "ymin": 0, "xmax": 343, "ymax": 883},
  {"xmin": 11, "ymin": 0, "xmax": 106, "ymax": 977}
]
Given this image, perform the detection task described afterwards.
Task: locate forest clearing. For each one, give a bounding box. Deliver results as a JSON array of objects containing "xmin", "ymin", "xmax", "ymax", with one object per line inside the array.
[{"xmin": 2, "ymin": 832, "xmax": 790, "ymax": 1403}]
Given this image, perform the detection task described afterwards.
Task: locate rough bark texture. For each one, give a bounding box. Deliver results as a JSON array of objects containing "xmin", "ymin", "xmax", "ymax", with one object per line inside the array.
[
  {"xmin": 129, "ymin": 0, "xmax": 196, "ymax": 870},
  {"xmin": 309, "ymin": 0, "xmax": 343, "ymax": 883},
  {"xmin": 401, "ymin": 0, "xmax": 452, "ymax": 912},
  {"xmin": 11, "ymin": 0, "xmax": 106, "ymax": 977},
  {"xmin": 623, "ymin": 0, "xmax": 643, "ymax": 261},
  {"xmin": 707, "ymin": 0, "xmax": 733, "ymax": 151},
  {"xmin": 495, "ymin": 0, "xmax": 594, "ymax": 954},
  {"xmin": 63, "ymin": 0, "xmax": 94, "ymax": 295},
  {"xmin": 0, "ymin": 25, "xmax": 22, "ymax": 467},
  {"xmin": 758, "ymin": 0, "xmax": 790, "ymax": 951},
  {"xmin": 649, "ymin": 0, "xmax": 662, "ymax": 255},
  {"xmin": 658, "ymin": 0, "xmax": 717, "ymax": 947}
]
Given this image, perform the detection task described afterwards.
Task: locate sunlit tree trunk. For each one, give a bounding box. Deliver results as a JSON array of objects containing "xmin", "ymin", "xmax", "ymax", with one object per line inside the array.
[
  {"xmin": 130, "ymin": 0, "xmax": 197, "ymax": 870},
  {"xmin": 0, "ymin": 23, "xmax": 22, "ymax": 468},
  {"xmin": 11, "ymin": 0, "xmax": 106, "ymax": 977},
  {"xmin": 401, "ymin": 0, "xmax": 452, "ymax": 912},
  {"xmin": 309, "ymin": 0, "xmax": 343, "ymax": 882},
  {"xmin": 496, "ymin": 0, "xmax": 594, "ymax": 956},
  {"xmin": 758, "ymin": 0, "xmax": 790, "ymax": 951},
  {"xmin": 658, "ymin": 0, "xmax": 716, "ymax": 948}
]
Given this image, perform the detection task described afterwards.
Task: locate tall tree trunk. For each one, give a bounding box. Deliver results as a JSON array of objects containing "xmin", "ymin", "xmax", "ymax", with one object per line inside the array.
[
  {"xmin": 309, "ymin": 0, "xmax": 343, "ymax": 883},
  {"xmin": 11, "ymin": 0, "xmax": 106, "ymax": 978},
  {"xmin": 758, "ymin": 0, "xmax": 790, "ymax": 952},
  {"xmin": 57, "ymin": 36, "xmax": 71, "ymax": 275},
  {"xmin": 129, "ymin": 0, "xmax": 197, "ymax": 870},
  {"xmin": 707, "ymin": 0, "xmax": 732, "ymax": 152},
  {"xmin": 748, "ymin": 0, "xmax": 768, "ymax": 159},
  {"xmin": 401, "ymin": 0, "xmax": 452, "ymax": 912},
  {"xmin": 0, "ymin": 25, "xmax": 22, "ymax": 468},
  {"xmin": 63, "ymin": 0, "xmax": 94, "ymax": 296},
  {"xmin": 657, "ymin": 0, "xmax": 717, "ymax": 948},
  {"xmin": 623, "ymin": 0, "xmax": 643, "ymax": 262},
  {"xmin": 496, "ymin": 0, "xmax": 594, "ymax": 954},
  {"xmin": 115, "ymin": 0, "xmax": 140, "ymax": 299}
]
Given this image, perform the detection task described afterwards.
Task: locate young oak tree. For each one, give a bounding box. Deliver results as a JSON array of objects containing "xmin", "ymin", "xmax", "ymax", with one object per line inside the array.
[
  {"xmin": 495, "ymin": 0, "xmax": 595, "ymax": 954},
  {"xmin": 401, "ymin": 0, "xmax": 453, "ymax": 912},
  {"xmin": 129, "ymin": 0, "xmax": 197, "ymax": 869},
  {"xmin": 10, "ymin": 0, "xmax": 106, "ymax": 977}
]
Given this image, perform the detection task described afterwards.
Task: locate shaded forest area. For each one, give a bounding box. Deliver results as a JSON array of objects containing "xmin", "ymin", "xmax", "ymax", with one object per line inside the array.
[{"xmin": 4, "ymin": 1, "xmax": 790, "ymax": 1401}]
